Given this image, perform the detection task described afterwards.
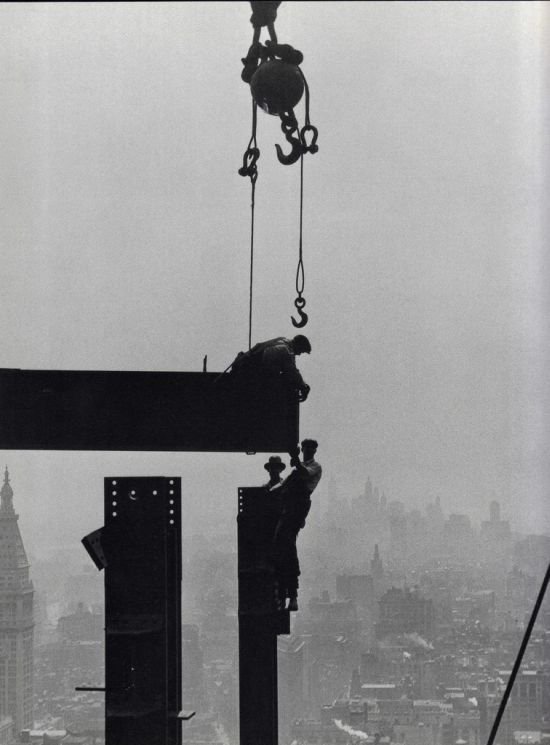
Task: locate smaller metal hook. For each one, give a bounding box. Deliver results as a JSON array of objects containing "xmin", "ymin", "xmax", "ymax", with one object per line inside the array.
[
  {"xmin": 238, "ymin": 146, "xmax": 260, "ymax": 178},
  {"xmin": 291, "ymin": 296, "xmax": 308, "ymax": 328},
  {"xmin": 300, "ymin": 124, "xmax": 319, "ymax": 154}
]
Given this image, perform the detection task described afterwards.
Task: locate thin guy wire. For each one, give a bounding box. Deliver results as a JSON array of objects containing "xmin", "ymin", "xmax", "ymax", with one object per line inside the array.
[{"xmin": 486, "ymin": 562, "xmax": 550, "ymax": 745}]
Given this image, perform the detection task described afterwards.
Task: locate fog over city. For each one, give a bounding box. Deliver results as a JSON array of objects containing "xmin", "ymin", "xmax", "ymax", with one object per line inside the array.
[{"xmin": 0, "ymin": 3, "xmax": 548, "ymax": 744}]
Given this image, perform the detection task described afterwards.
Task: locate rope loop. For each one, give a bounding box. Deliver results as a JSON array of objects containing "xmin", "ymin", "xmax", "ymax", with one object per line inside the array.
[{"xmin": 295, "ymin": 257, "xmax": 305, "ymax": 297}]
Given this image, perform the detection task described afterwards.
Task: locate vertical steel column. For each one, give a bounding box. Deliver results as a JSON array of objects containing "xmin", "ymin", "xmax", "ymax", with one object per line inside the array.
[
  {"xmin": 237, "ymin": 487, "xmax": 290, "ymax": 745},
  {"xmin": 103, "ymin": 476, "xmax": 182, "ymax": 745}
]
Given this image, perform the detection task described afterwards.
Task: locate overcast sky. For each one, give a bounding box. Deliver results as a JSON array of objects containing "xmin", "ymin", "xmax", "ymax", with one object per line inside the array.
[{"xmin": 0, "ymin": 1, "xmax": 548, "ymax": 558}]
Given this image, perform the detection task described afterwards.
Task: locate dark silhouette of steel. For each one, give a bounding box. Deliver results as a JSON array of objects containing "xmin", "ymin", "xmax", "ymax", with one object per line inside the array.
[
  {"xmin": 486, "ymin": 562, "xmax": 550, "ymax": 745},
  {"xmin": 83, "ymin": 477, "xmax": 182, "ymax": 745},
  {"xmin": 238, "ymin": 487, "xmax": 290, "ymax": 745},
  {"xmin": 0, "ymin": 368, "xmax": 299, "ymax": 453},
  {"xmin": 1, "ymin": 362, "xmax": 302, "ymax": 745}
]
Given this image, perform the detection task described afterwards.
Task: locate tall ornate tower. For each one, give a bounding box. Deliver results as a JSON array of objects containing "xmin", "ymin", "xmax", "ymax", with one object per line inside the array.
[{"xmin": 0, "ymin": 468, "xmax": 34, "ymax": 734}]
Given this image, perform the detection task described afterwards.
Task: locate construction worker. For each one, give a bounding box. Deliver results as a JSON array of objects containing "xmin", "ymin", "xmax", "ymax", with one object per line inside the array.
[
  {"xmin": 263, "ymin": 455, "xmax": 286, "ymax": 489},
  {"xmin": 231, "ymin": 334, "xmax": 311, "ymax": 401},
  {"xmin": 271, "ymin": 438, "xmax": 322, "ymax": 611}
]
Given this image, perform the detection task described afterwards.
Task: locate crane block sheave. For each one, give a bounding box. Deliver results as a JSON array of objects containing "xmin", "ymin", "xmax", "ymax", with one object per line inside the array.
[{"xmin": 0, "ymin": 368, "xmax": 299, "ymax": 453}]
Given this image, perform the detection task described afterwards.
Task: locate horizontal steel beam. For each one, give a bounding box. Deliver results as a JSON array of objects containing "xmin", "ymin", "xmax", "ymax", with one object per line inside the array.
[{"xmin": 0, "ymin": 368, "xmax": 299, "ymax": 452}]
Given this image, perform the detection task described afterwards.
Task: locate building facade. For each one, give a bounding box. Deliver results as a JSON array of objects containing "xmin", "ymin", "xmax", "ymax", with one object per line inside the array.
[
  {"xmin": 0, "ymin": 468, "xmax": 34, "ymax": 735},
  {"xmin": 376, "ymin": 587, "xmax": 435, "ymax": 639}
]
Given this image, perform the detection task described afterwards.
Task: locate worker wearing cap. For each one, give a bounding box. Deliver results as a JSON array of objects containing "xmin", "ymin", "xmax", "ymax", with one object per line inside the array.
[
  {"xmin": 263, "ymin": 455, "xmax": 286, "ymax": 489},
  {"xmin": 231, "ymin": 335, "xmax": 311, "ymax": 401},
  {"xmin": 271, "ymin": 438, "xmax": 322, "ymax": 611}
]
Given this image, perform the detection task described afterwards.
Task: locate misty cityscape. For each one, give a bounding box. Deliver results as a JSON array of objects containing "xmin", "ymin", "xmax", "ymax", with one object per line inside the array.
[
  {"xmin": 1, "ymin": 465, "xmax": 548, "ymax": 745},
  {"xmin": 0, "ymin": 2, "xmax": 548, "ymax": 745}
]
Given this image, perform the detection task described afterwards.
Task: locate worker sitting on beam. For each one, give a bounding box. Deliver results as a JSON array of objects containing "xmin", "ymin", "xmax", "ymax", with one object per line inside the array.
[
  {"xmin": 231, "ymin": 334, "xmax": 311, "ymax": 401},
  {"xmin": 270, "ymin": 438, "xmax": 322, "ymax": 611}
]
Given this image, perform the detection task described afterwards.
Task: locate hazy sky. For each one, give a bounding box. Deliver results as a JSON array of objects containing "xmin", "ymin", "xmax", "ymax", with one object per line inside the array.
[{"xmin": 0, "ymin": 1, "xmax": 548, "ymax": 557}]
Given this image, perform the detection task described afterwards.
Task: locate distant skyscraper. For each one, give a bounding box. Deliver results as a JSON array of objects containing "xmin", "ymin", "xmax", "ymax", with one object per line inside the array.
[
  {"xmin": 0, "ymin": 468, "xmax": 34, "ymax": 734},
  {"xmin": 375, "ymin": 587, "xmax": 435, "ymax": 639},
  {"xmin": 481, "ymin": 500, "xmax": 511, "ymax": 562},
  {"xmin": 370, "ymin": 544, "xmax": 383, "ymax": 580}
]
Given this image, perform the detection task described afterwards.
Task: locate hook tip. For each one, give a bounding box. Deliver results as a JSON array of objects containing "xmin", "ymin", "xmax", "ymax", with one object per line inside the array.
[
  {"xmin": 291, "ymin": 312, "xmax": 308, "ymax": 328},
  {"xmin": 275, "ymin": 143, "xmax": 302, "ymax": 166}
]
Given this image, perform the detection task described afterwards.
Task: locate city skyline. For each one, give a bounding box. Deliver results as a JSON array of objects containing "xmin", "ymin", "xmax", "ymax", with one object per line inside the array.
[
  {"xmin": 2, "ymin": 455, "xmax": 548, "ymax": 745},
  {"xmin": 1, "ymin": 461, "xmax": 541, "ymax": 562}
]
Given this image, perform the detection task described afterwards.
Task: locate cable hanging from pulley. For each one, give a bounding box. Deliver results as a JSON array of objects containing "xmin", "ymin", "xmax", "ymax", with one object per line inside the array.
[{"xmin": 239, "ymin": 0, "xmax": 318, "ymax": 338}]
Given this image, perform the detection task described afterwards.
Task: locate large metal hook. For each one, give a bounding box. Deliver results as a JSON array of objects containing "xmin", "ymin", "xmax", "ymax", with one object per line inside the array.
[
  {"xmin": 291, "ymin": 296, "xmax": 308, "ymax": 328},
  {"xmin": 275, "ymin": 134, "xmax": 303, "ymax": 165},
  {"xmin": 276, "ymin": 110, "xmax": 304, "ymax": 165}
]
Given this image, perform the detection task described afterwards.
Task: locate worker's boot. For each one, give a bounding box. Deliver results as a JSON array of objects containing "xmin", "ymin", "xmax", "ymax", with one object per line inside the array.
[{"xmin": 287, "ymin": 596, "xmax": 298, "ymax": 612}]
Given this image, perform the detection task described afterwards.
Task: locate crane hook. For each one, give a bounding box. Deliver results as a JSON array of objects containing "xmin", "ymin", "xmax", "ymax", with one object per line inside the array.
[
  {"xmin": 291, "ymin": 296, "xmax": 308, "ymax": 328},
  {"xmin": 275, "ymin": 138, "xmax": 303, "ymax": 166},
  {"xmin": 276, "ymin": 109, "xmax": 304, "ymax": 166}
]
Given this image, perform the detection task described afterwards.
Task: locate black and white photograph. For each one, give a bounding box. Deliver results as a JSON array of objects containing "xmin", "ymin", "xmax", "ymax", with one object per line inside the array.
[{"xmin": 0, "ymin": 2, "xmax": 548, "ymax": 745}]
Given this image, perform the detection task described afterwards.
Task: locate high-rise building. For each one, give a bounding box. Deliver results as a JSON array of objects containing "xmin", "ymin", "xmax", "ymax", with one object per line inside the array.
[
  {"xmin": 336, "ymin": 574, "xmax": 374, "ymax": 615},
  {"xmin": 370, "ymin": 544, "xmax": 383, "ymax": 580},
  {"xmin": 0, "ymin": 468, "xmax": 34, "ymax": 734},
  {"xmin": 375, "ymin": 586, "xmax": 435, "ymax": 639},
  {"xmin": 480, "ymin": 500, "xmax": 511, "ymax": 560}
]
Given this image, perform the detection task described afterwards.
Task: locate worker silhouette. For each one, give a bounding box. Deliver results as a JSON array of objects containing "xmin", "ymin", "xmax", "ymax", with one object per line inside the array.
[
  {"xmin": 262, "ymin": 455, "xmax": 286, "ymax": 489},
  {"xmin": 231, "ymin": 335, "xmax": 311, "ymax": 401},
  {"xmin": 270, "ymin": 438, "xmax": 322, "ymax": 611}
]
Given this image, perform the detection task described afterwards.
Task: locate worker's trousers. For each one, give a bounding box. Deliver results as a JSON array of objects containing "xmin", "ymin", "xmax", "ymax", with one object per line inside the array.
[{"xmin": 272, "ymin": 495, "xmax": 311, "ymax": 597}]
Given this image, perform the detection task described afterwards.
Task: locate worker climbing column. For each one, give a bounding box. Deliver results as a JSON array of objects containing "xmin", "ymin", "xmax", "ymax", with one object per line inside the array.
[{"xmin": 237, "ymin": 486, "xmax": 290, "ymax": 745}]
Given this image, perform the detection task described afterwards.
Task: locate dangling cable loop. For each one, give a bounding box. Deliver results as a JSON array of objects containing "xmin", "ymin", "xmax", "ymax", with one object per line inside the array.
[
  {"xmin": 238, "ymin": 100, "xmax": 260, "ymax": 349},
  {"xmin": 248, "ymin": 177, "xmax": 256, "ymax": 349},
  {"xmin": 291, "ymin": 155, "xmax": 308, "ymax": 328}
]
